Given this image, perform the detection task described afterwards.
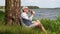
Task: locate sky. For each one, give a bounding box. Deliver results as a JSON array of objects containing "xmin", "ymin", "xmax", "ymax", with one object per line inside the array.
[{"xmin": 0, "ymin": 0, "xmax": 60, "ymax": 8}]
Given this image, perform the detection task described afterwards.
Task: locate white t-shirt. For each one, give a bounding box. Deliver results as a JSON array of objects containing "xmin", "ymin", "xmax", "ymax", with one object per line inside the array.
[{"xmin": 21, "ymin": 12, "xmax": 33, "ymax": 21}]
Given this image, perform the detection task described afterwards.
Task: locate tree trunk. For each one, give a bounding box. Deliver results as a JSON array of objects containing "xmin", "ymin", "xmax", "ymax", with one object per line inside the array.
[{"xmin": 5, "ymin": 0, "xmax": 21, "ymax": 25}]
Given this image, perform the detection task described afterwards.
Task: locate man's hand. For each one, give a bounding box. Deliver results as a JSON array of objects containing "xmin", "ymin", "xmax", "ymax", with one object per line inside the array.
[{"xmin": 31, "ymin": 11, "xmax": 35, "ymax": 16}]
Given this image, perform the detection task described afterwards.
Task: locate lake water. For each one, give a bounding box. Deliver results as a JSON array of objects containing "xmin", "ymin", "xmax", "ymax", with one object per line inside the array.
[
  {"xmin": 0, "ymin": 8, "xmax": 60, "ymax": 20},
  {"xmin": 31, "ymin": 8, "xmax": 60, "ymax": 20}
]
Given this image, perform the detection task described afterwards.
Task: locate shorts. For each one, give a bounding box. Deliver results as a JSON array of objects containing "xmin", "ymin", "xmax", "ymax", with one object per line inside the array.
[{"xmin": 22, "ymin": 21, "xmax": 36, "ymax": 28}]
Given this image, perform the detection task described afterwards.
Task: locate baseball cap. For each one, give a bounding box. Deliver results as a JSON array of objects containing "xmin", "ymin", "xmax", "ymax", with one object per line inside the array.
[{"xmin": 22, "ymin": 6, "xmax": 29, "ymax": 10}]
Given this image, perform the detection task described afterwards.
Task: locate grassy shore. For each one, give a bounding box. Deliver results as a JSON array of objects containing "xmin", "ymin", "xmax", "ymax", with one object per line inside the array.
[{"xmin": 0, "ymin": 11, "xmax": 60, "ymax": 34}]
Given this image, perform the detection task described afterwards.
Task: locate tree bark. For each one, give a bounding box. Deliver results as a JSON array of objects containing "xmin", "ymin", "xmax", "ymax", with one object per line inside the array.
[{"xmin": 5, "ymin": 0, "xmax": 21, "ymax": 25}]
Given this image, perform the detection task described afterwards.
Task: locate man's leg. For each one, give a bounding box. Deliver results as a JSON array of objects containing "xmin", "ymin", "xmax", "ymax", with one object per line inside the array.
[
  {"xmin": 36, "ymin": 20, "xmax": 47, "ymax": 34},
  {"xmin": 29, "ymin": 20, "xmax": 47, "ymax": 34}
]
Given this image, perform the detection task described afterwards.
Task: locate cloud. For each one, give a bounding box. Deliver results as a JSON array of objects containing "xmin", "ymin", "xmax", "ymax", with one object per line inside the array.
[
  {"xmin": 51, "ymin": 0, "xmax": 56, "ymax": 1},
  {"xmin": 21, "ymin": 0, "xmax": 40, "ymax": 6},
  {"xmin": 0, "ymin": 0, "xmax": 5, "ymax": 6},
  {"xmin": 21, "ymin": 0, "xmax": 40, "ymax": 3},
  {"xmin": 39, "ymin": 0, "xmax": 57, "ymax": 8}
]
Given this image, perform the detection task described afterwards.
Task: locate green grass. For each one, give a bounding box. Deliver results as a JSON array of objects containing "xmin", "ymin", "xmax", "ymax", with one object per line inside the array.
[{"xmin": 0, "ymin": 11, "xmax": 60, "ymax": 34}]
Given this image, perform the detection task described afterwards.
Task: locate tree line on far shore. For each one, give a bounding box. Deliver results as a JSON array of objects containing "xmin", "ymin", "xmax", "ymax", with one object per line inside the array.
[{"xmin": 0, "ymin": 6, "xmax": 40, "ymax": 9}]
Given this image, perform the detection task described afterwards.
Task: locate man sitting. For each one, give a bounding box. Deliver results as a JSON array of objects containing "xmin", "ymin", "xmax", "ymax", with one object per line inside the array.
[{"xmin": 21, "ymin": 6, "xmax": 47, "ymax": 34}]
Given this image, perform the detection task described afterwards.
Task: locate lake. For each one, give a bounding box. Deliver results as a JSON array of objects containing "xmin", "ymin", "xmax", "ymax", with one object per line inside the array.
[
  {"xmin": 31, "ymin": 8, "xmax": 60, "ymax": 20},
  {"xmin": 0, "ymin": 8, "xmax": 60, "ymax": 20}
]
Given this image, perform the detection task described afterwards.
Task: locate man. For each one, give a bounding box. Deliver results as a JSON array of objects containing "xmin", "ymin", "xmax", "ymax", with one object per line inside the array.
[{"xmin": 21, "ymin": 6, "xmax": 47, "ymax": 34}]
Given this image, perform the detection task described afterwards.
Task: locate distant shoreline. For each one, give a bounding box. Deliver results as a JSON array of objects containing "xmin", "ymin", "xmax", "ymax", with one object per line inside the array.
[
  {"xmin": 0, "ymin": 6, "xmax": 60, "ymax": 9},
  {"xmin": 0, "ymin": 6, "xmax": 40, "ymax": 9}
]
